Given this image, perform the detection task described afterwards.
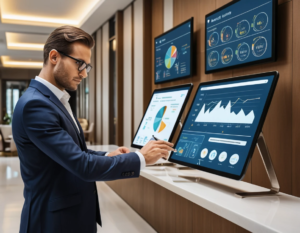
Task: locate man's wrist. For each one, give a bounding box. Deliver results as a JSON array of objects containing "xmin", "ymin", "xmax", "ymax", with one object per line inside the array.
[{"xmin": 135, "ymin": 151, "xmax": 146, "ymax": 170}]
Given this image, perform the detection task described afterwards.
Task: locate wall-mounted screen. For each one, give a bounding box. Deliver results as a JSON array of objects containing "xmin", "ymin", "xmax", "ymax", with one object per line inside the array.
[
  {"xmin": 205, "ymin": 0, "xmax": 277, "ymax": 74},
  {"xmin": 169, "ymin": 72, "xmax": 279, "ymax": 180},
  {"xmin": 131, "ymin": 84, "xmax": 193, "ymax": 149},
  {"xmin": 154, "ymin": 18, "xmax": 193, "ymax": 84}
]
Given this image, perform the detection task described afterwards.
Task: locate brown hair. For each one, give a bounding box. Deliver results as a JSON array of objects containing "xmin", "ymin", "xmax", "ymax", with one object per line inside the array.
[{"xmin": 43, "ymin": 25, "xmax": 95, "ymax": 64}]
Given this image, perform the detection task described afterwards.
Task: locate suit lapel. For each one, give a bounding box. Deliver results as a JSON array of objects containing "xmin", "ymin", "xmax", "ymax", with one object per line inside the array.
[{"xmin": 29, "ymin": 80, "xmax": 85, "ymax": 148}]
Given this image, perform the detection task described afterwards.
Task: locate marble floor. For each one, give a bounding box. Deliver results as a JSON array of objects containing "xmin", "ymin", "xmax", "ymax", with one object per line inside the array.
[{"xmin": 0, "ymin": 157, "xmax": 156, "ymax": 233}]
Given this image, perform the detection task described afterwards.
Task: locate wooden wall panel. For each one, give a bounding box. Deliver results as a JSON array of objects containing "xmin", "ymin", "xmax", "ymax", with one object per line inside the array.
[
  {"xmin": 292, "ymin": 0, "xmax": 300, "ymax": 197},
  {"xmin": 151, "ymin": 0, "xmax": 164, "ymax": 92},
  {"xmin": 106, "ymin": 177, "xmax": 250, "ymax": 233}
]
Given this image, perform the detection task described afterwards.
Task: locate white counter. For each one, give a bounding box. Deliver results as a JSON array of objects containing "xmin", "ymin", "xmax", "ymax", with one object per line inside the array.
[{"xmin": 88, "ymin": 145, "xmax": 300, "ymax": 233}]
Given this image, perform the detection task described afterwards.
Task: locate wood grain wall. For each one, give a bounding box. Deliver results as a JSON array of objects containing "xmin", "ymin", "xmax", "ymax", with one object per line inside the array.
[
  {"xmin": 150, "ymin": 0, "xmax": 299, "ymax": 197},
  {"xmin": 106, "ymin": 177, "xmax": 250, "ymax": 233}
]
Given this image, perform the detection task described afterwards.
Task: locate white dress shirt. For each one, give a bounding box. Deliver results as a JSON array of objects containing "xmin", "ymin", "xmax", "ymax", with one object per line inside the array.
[{"xmin": 34, "ymin": 76, "xmax": 145, "ymax": 170}]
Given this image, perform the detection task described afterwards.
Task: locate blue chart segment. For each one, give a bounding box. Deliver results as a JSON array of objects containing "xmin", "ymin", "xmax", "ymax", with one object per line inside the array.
[{"xmin": 153, "ymin": 106, "xmax": 167, "ymax": 133}]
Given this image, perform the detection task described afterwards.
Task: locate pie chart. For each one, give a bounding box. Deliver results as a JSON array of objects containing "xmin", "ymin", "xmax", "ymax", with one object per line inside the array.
[
  {"xmin": 165, "ymin": 45, "xmax": 177, "ymax": 69},
  {"xmin": 153, "ymin": 106, "xmax": 167, "ymax": 133}
]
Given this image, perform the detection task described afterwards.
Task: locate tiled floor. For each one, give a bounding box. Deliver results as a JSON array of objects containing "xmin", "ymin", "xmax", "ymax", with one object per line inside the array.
[{"xmin": 0, "ymin": 157, "xmax": 156, "ymax": 233}]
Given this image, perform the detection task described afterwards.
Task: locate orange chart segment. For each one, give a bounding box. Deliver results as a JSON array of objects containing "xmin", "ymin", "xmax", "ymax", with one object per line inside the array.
[
  {"xmin": 158, "ymin": 121, "xmax": 166, "ymax": 133},
  {"xmin": 153, "ymin": 106, "xmax": 167, "ymax": 133}
]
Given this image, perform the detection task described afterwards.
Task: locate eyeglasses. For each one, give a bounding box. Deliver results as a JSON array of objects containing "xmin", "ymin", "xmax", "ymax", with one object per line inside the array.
[{"xmin": 57, "ymin": 50, "xmax": 92, "ymax": 73}]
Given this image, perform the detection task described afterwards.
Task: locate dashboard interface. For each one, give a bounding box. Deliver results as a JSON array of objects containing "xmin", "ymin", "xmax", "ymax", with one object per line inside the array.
[
  {"xmin": 155, "ymin": 18, "xmax": 193, "ymax": 84},
  {"xmin": 132, "ymin": 85, "xmax": 192, "ymax": 148},
  {"xmin": 169, "ymin": 73, "xmax": 278, "ymax": 179},
  {"xmin": 205, "ymin": 0, "xmax": 276, "ymax": 73}
]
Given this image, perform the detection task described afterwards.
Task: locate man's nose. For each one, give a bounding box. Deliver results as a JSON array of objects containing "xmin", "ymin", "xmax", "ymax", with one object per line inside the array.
[{"xmin": 79, "ymin": 68, "xmax": 88, "ymax": 79}]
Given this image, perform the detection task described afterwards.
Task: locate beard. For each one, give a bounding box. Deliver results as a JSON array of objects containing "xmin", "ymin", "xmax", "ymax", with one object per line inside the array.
[{"xmin": 53, "ymin": 61, "xmax": 77, "ymax": 91}]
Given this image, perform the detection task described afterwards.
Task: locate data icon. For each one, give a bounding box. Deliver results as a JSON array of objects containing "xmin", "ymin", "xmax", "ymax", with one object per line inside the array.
[
  {"xmin": 221, "ymin": 26, "xmax": 233, "ymax": 43},
  {"xmin": 235, "ymin": 20, "xmax": 250, "ymax": 38},
  {"xmin": 209, "ymin": 150, "xmax": 217, "ymax": 160},
  {"xmin": 230, "ymin": 154, "xmax": 239, "ymax": 165},
  {"xmin": 208, "ymin": 32, "xmax": 219, "ymax": 47},
  {"xmin": 219, "ymin": 152, "xmax": 227, "ymax": 162},
  {"xmin": 252, "ymin": 36, "xmax": 268, "ymax": 57},
  {"xmin": 208, "ymin": 51, "xmax": 219, "ymax": 67},
  {"xmin": 253, "ymin": 12, "xmax": 268, "ymax": 32},
  {"xmin": 221, "ymin": 47, "xmax": 234, "ymax": 65},
  {"xmin": 236, "ymin": 42, "xmax": 250, "ymax": 61},
  {"xmin": 201, "ymin": 148, "xmax": 208, "ymax": 158}
]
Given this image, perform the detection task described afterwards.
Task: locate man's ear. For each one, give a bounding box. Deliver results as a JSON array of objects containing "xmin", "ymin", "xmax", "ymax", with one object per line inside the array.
[{"xmin": 49, "ymin": 49, "xmax": 59, "ymax": 65}]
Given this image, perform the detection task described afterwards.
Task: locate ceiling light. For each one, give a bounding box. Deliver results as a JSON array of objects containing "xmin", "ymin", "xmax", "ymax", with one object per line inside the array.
[
  {"xmin": 1, "ymin": 14, "xmax": 78, "ymax": 27},
  {"xmin": 7, "ymin": 43, "xmax": 44, "ymax": 51},
  {"xmin": 1, "ymin": 56, "xmax": 43, "ymax": 68}
]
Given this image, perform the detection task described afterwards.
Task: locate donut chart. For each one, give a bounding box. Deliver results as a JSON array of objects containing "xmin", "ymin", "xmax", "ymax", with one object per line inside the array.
[
  {"xmin": 221, "ymin": 26, "xmax": 233, "ymax": 43},
  {"xmin": 235, "ymin": 20, "xmax": 250, "ymax": 38},
  {"xmin": 252, "ymin": 36, "xmax": 268, "ymax": 57},
  {"xmin": 221, "ymin": 47, "xmax": 233, "ymax": 64},
  {"xmin": 153, "ymin": 106, "xmax": 167, "ymax": 133},
  {"xmin": 208, "ymin": 32, "xmax": 219, "ymax": 47},
  {"xmin": 165, "ymin": 45, "xmax": 177, "ymax": 69},
  {"xmin": 208, "ymin": 51, "xmax": 219, "ymax": 67},
  {"xmin": 253, "ymin": 12, "xmax": 268, "ymax": 32},
  {"xmin": 236, "ymin": 42, "xmax": 250, "ymax": 61}
]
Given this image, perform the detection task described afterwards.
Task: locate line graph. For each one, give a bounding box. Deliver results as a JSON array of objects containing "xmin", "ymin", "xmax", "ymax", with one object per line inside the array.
[
  {"xmin": 195, "ymin": 100, "xmax": 255, "ymax": 124},
  {"xmin": 206, "ymin": 97, "xmax": 261, "ymax": 111}
]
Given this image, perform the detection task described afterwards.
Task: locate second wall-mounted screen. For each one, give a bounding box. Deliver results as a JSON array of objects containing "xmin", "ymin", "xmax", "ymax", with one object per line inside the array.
[
  {"xmin": 155, "ymin": 18, "xmax": 193, "ymax": 84},
  {"xmin": 205, "ymin": 0, "xmax": 277, "ymax": 74}
]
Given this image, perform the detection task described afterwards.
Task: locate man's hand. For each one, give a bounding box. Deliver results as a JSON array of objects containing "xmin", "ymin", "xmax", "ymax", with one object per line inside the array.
[
  {"xmin": 107, "ymin": 147, "xmax": 130, "ymax": 157},
  {"xmin": 140, "ymin": 140, "xmax": 175, "ymax": 165}
]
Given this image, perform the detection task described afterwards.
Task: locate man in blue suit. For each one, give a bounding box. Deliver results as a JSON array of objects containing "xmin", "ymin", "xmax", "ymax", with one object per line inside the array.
[{"xmin": 12, "ymin": 26, "xmax": 174, "ymax": 233}]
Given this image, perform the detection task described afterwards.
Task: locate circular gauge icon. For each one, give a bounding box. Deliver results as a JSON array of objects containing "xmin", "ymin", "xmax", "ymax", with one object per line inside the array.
[
  {"xmin": 236, "ymin": 43, "xmax": 250, "ymax": 61},
  {"xmin": 221, "ymin": 26, "xmax": 233, "ymax": 43},
  {"xmin": 219, "ymin": 152, "xmax": 227, "ymax": 162},
  {"xmin": 208, "ymin": 51, "xmax": 219, "ymax": 67},
  {"xmin": 221, "ymin": 47, "xmax": 234, "ymax": 64},
  {"xmin": 252, "ymin": 36, "xmax": 268, "ymax": 57},
  {"xmin": 209, "ymin": 150, "xmax": 217, "ymax": 160},
  {"xmin": 208, "ymin": 32, "xmax": 219, "ymax": 47},
  {"xmin": 201, "ymin": 148, "xmax": 208, "ymax": 158},
  {"xmin": 235, "ymin": 20, "xmax": 250, "ymax": 38},
  {"xmin": 230, "ymin": 154, "xmax": 239, "ymax": 165},
  {"xmin": 253, "ymin": 12, "xmax": 268, "ymax": 32}
]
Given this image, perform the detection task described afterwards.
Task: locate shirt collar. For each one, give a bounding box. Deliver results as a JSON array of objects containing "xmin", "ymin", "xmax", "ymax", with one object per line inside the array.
[{"xmin": 35, "ymin": 76, "xmax": 70, "ymax": 102}]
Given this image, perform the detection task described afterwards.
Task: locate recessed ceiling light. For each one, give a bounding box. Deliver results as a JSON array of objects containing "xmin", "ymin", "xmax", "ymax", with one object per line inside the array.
[
  {"xmin": 7, "ymin": 42, "xmax": 44, "ymax": 51},
  {"xmin": 1, "ymin": 56, "xmax": 43, "ymax": 68}
]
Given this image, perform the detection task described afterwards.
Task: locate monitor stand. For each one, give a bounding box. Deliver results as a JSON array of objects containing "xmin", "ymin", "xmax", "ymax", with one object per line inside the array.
[{"xmin": 178, "ymin": 132, "xmax": 280, "ymax": 198}]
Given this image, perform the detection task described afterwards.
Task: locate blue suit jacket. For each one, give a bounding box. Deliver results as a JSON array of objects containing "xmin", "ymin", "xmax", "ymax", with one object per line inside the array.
[{"xmin": 12, "ymin": 80, "xmax": 140, "ymax": 233}]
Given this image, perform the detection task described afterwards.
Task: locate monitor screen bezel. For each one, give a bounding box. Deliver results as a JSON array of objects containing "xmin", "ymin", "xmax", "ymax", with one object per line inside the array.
[
  {"xmin": 131, "ymin": 83, "xmax": 194, "ymax": 149},
  {"xmin": 205, "ymin": 0, "xmax": 278, "ymax": 74},
  {"xmin": 168, "ymin": 71, "xmax": 279, "ymax": 180},
  {"xmin": 154, "ymin": 17, "xmax": 194, "ymax": 84}
]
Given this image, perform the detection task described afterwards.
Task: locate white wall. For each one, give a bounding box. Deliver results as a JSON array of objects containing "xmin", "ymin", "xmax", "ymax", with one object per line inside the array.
[
  {"xmin": 133, "ymin": 0, "xmax": 144, "ymax": 132},
  {"xmin": 164, "ymin": 0, "xmax": 173, "ymax": 32},
  {"xmin": 102, "ymin": 22, "xmax": 110, "ymax": 144},
  {"xmin": 96, "ymin": 28, "xmax": 102, "ymax": 144},
  {"xmin": 123, "ymin": 6, "xmax": 133, "ymax": 147}
]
